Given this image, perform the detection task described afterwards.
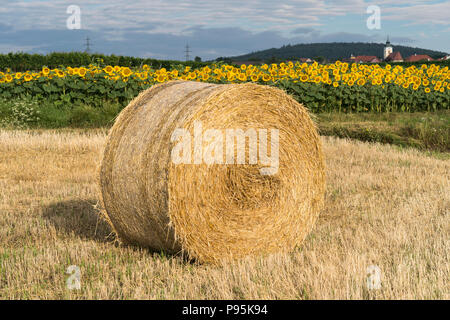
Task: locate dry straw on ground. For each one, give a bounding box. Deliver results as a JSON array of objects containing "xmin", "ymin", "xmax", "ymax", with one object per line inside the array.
[
  {"xmin": 1, "ymin": 130, "xmax": 448, "ymax": 298},
  {"xmin": 99, "ymin": 80, "xmax": 325, "ymax": 263}
]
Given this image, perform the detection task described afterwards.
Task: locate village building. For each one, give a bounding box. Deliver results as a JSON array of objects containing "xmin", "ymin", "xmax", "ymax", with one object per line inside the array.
[
  {"xmin": 383, "ymin": 37, "xmax": 404, "ymax": 62},
  {"xmin": 352, "ymin": 55, "xmax": 381, "ymax": 63},
  {"xmin": 298, "ymin": 58, "xmax": 313, "ymax": 63},
  {"xmin": 385, "ymin": 51, "xmax": 403, "ymax": 62},
  {"xmin": 404, "ymin": 54, "xmax": 433, "ymax": 62},
  {"xmin": 383, "ymin": 36, "xmax": 393, "ymax": 60}
]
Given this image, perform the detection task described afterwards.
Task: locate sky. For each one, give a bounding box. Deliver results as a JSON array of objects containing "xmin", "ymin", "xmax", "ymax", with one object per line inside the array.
[{"xmin": 0, "ymin": 0, "xmax": 449, "ymax": 60}]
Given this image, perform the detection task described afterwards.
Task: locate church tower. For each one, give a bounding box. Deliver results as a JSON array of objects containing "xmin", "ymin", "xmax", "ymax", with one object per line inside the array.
[{"xmin": 384, "ymin": 36, "xmax": 393, "ymax": 60}]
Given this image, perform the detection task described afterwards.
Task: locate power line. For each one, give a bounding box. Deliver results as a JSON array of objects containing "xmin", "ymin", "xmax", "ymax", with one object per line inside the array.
[{"xmin": 184, "ymin": 43, "xmax": 191, "ymax": 61}]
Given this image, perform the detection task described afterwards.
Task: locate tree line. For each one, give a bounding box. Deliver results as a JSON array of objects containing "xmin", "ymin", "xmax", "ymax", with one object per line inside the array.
[{"xmin": 0, "ymin": 52, "xmax": 210, "ymax": 72}]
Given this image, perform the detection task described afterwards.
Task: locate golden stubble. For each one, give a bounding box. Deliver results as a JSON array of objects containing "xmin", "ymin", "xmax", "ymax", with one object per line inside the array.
[{"xmin": 0, "ymin": 129, "xmax": 448, "ymax": 299}]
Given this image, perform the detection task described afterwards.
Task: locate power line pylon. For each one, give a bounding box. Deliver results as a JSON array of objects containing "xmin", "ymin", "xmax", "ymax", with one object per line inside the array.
[
  {"xmin": 85, "ymin": 37, "xmax": 91, "ymax": 54},
  {"xmin": 184, "ymin": 43, "xmax": 191, "ymax": 61}
]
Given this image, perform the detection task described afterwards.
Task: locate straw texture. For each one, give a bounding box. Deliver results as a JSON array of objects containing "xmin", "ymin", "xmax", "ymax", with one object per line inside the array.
[{"xmin": 99, "ymin": 80, "xmax": 325, "ymax": 263}]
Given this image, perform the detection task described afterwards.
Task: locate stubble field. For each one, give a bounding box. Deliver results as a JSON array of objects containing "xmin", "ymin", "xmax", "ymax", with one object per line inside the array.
[{"xmin": 0, "ymin": 129, "xmax": 448, "ymax": 299}]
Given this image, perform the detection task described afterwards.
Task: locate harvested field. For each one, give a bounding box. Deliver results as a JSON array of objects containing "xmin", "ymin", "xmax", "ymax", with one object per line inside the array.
[{"xmin": 0, "ymin": 129, "xmax": 448, "ymax": 299}]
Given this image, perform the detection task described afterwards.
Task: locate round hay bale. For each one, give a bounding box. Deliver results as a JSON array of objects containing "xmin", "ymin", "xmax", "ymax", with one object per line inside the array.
[{"xmin": 99, "ymin": 80, "xmax": 325, "ymax": 263}]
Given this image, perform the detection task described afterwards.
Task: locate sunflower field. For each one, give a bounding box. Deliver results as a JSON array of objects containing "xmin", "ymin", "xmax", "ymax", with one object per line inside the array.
[{"xmin": 0, "ymin": 61, "xmax": 449, "ymax": 112}]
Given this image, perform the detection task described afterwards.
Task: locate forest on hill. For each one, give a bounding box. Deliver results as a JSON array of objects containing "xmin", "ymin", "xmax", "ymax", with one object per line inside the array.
[{"xmin": 224, "ymin": 42, "xmax": 448, "ymax": 62}]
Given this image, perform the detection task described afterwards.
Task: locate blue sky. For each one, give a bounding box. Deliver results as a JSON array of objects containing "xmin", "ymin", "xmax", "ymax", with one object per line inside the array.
[{"xmin": 1, "ymin": 0, "xmax": 449, "ymax": 60}]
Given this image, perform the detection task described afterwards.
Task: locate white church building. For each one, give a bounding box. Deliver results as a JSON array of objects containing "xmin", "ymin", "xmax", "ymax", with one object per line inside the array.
[{"xmin": 384, "ymin": 37, "xmax": 403, "ymax": 62}]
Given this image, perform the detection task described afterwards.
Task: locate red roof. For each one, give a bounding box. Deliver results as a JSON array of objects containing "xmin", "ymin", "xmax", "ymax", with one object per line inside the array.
[
  {"xmin": 386, "ymin": 51, "xmax": 403, "ymax": 62},
  {"xmin": 405, "ymin": 54, "xmax": 433, "ymax": 62},
  {"xmin": 354, "ymin": 55, "xmax": 381, "ymax": 63}
]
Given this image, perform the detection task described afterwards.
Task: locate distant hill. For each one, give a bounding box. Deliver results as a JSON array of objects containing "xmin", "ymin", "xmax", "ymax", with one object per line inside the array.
[{"xmin": 224, "ymin": 42, "xmax": 448, "ymax": 62}]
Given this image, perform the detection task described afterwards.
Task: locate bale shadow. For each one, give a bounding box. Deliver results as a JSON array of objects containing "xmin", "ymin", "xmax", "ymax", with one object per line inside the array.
[
  {"xmin": 42, "ymin": 199, "xmax": 114, "ymax": 242},
  {"xmin": 42, "ymin": 199, "xmax": 196, "ymax": 264}
]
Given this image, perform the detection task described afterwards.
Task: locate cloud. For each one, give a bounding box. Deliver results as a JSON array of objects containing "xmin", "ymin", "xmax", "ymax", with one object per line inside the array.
[
  {"xmin": 291, "ymin": 27, "xmax": 319, "ymax": 35},
  {"xmin": 1, "ymin": 25, "xmax": 416, "ymax": 60},
  {"xmin": 0, "ymin": 44, "xmax": 37, "ymax": 54},
  {"xmin": 0, "ymin": 23, "xmax": 13, "ymax": 32},
  {"xmin": 382, "ymin": 2, "xmax": 450, "ymax": 25},
  {"xmin": 0, "ymin": 0, "xmax": 363, "ymax": 33},
  {"xmin": 389, "ymin": 36, "xmax": 416, "ymax": 44},
  {"xmin": 0, "ymin": 0, "xmax": 447, "ymax": 58},
  {"xmin": 2, "ymin": 0, "xmax": 448, "ymax": 35},
  {"xmin": 312, "ymin": 32, "xmax": 380, "ymax": 43}
]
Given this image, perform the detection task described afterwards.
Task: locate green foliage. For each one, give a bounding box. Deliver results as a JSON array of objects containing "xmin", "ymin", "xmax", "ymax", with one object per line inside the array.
[
  {"xmin": 0, "ymin": 52, "xmax": 211, "ymax": 72},
  {"xmin": 0, "ymin": 98, "xmax": 41, "ymax": 129},
  {"xmin": 0, "ymin": 97, "xmax": 448, "ymax": 155},
  {"xmin": 275, "ymin": 80, "xmax": 449, "ymax": 113},
  {"xmin": 0, "ymin": 70, "xmax": 146, "ymax": 107},
  {"xmin": 0, "ymin": 97, "xmax": 122, "ymax": 128},
  {"xmin": 318, "ymin": 111, "xmax": 450, "ymax": 152},
  {"xmin": 69, "ymin": 104, "xmax": 119, "ymax": 127}
]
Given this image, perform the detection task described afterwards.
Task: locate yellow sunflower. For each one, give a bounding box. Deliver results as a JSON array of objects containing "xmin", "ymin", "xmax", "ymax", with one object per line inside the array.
[
  {"xmin": 188, "ymin": 72, "xmax": 196, "ymax": 80},
  {"xmin": 157, "ymin": 74, "xmax": 165, "ymax": 82},
  {"xmin": 78, "ymin": 67, "xmax": 87, "ymax": 77},
  {"xmin": 238, "ymin": 73, "xmax": 247, "ymax": 82},
  {"xmin": 262, "ymin": 74, "xmax": 271, "ymax": 82},
  {"xmin": 104, "ymin": 66, "xmax": 114, "ymax": 74},
  {"xmin": 121, "ymin": 67, "xmax": 132, "ymax": 77}
]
